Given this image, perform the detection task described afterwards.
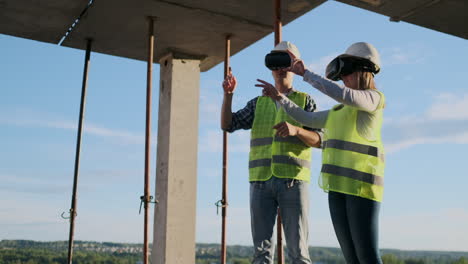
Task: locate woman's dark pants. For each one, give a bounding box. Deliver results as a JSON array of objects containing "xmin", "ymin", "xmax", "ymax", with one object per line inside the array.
[{"xmin": 328, "ymin": 191, "xmax": 382, "ymax": 264}]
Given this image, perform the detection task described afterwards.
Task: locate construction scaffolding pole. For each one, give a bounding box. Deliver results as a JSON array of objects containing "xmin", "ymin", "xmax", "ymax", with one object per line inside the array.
[
  {"xmin": 274, "ymin": 0, "xmax": 282, "ymax": 46},
  {"xmin": 142, "ymin": 17, "xmax": 155, "ymax": 264},
  {"xmin": 274, "ymin": 0, "xmax": 284, "ymax": 263},
  {"xmin": 66, "ymin": 38, "xmax": 92, "ymax": 264},
  {"xmin": 220, "ymin": 35, "xmax": 231, "ymax": 264}
]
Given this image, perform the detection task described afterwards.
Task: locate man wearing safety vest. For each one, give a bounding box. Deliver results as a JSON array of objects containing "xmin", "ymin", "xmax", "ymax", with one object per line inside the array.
[
  {"xmin": 257, "ymin": 42, "xmax": 385, "ymax": 264},
  {"xmin": 221, "ymin": 41, "xmax": 322, "ymax": 264}
]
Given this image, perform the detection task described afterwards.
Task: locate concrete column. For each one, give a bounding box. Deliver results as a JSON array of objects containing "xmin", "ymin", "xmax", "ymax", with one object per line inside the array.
[{"xmin": 152, "ymin": 53, "xmax": 200, "ymax": 264}]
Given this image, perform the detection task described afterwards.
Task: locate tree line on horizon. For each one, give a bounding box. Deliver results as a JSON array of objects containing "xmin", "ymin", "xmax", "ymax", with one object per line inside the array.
[{"xmin": 0, "ymin": 240, "xmax": 467, "ymax": 264}]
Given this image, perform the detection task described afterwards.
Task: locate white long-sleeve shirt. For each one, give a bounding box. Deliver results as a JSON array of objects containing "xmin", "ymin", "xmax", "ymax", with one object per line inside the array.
[{"xmin": 278, "ymin": 70, "xmax": 383, "ymax": 141}]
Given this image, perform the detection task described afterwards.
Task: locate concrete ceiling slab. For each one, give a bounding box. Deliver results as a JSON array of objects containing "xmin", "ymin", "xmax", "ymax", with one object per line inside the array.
[
  {"xmin": 0, "ymin": 0, "xmax": 90, "ymax": 44},
  {"xmin": 61, "ymin": 0, "xmax": 326, "ymax": 71},
  {"xmin": 336, "ymin": 0, "xmax": 468, "ymax": 40},
  {"xmin": 1, "ymin": 0, "xmax": 466, "ymax": 72}
]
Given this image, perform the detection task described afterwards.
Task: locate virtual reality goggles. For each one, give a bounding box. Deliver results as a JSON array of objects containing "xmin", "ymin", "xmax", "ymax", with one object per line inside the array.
[
  {"xmin": 325, "ymin": 56, "xmax": 379, "ymax": 81},
  {"xmin": 265, "ymin": 52, "xmax": 291, "ymax": 70}
]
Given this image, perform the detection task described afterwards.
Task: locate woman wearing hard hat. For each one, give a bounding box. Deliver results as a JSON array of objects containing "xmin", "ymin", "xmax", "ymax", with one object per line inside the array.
[{"xmin": 256, "ymin": 42, "xmax": 385, "ymax": 264}]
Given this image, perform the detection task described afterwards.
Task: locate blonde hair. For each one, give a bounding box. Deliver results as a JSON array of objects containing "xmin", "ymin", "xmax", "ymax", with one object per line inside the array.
[
  {"xmin": 356, "ymin": 71, "xmax": 377, "ymax": 90},
  {"xmin": 356, "ymin": 71, "xmax": 385, "ymax": 108}
]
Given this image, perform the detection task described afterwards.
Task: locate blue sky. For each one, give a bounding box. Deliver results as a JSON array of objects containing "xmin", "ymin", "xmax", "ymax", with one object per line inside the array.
[{"xmin": 1, "ymin": 1, "xmax": 468, "ymax": 252}]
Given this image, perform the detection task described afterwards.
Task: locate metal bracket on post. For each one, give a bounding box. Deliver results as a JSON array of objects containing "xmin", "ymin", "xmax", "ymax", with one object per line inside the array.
[
  {"xmin": 215, "ymin": 199, "xmax": 228, "ymax": 215},
  {"xmin": 139, "ymin": 195, "xmax": 158, "ymax": 215},
  {"xmin": 61, "ymin": 209, "xmax": 77, "ymax": 221}
]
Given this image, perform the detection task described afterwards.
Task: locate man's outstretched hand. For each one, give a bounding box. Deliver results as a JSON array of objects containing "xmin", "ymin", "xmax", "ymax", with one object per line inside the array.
[{"xmin": 255, "ymin": 79, "xmax": 282, "ymax": 101}]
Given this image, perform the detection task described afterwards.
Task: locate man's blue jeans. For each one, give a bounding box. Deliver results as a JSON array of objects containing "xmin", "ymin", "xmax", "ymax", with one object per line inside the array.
[{"xmin": 250, "ymin": 176, "xmax": 311, "ymax": 264}]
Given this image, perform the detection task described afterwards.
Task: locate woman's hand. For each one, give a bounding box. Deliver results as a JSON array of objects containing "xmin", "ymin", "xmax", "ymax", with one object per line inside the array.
[
  {"xmin": 222, "ymin": 67, "xmax": 237, "ymax": 94},
  {"xmin": 273, "ymin": 121, "xmax": 300, "ymax": 137},
  {"xmin": 255, "ymin": 79, "xmax": 282, "ymax": 101},
  {"xmin": 287, "ymin": 50, "xmax": 306, "ymax": 76}
]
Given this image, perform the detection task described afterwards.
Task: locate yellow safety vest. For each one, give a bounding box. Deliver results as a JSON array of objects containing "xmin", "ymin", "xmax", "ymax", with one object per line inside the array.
[
  {"xmin": 320, "ymin": 91, "xmax": 385, "ymax": 202},
  {"xmin": 249, "ymin": 91, "xmax": 312, "ymax": 182}
]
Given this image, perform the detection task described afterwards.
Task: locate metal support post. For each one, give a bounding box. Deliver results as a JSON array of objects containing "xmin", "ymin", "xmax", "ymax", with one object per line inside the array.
[
  {"xmin": 65, "ymin": 38, "xmax": 92, "ymax": 264},
  {"xmin": 274, "ymin": 0, "xmax": 284, "ymax": 263},
  {"xmin": 220, "ymin": 35, "xmax": 231, "ymax": 264},
  {"xmin": 274, "ymin": 0, "xmax": 282, "ymax": 45},
  {"xmin": 142, "ymin": 16, "xmax": 156, "ymax": 264}
]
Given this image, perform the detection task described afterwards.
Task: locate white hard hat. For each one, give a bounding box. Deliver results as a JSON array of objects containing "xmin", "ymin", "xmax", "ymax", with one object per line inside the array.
[
  {"xmin": 341, "ymin": 42, "xmax": 380, "ymax": 72},
  {"xmin": 272, "ymin": 41, "xmax": 301, "ymax": 59}
]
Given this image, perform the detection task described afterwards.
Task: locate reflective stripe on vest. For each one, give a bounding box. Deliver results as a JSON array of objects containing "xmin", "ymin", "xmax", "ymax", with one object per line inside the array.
[
  {"xmin": 250, "ymin": 136, "xmax": 308, "ymax": 147},
  {"xmin": 249, "ymin": 158, "xmax": 271, "ymax": 168},
  {"xmin": 323, "ymin": 139, "xmax": 384, "ymax": 161},
  {"xmin": 249, "ymin": 155, "xmax": 310, "ymax": 169},
  {"xmin": 321, "ymin": 164, "xmax": 383, "ymax": 186},
  {"xmin": 250, "ymin": 137, "xmax": 273, "ymax": 147},
  {"xmin": 273, "ymin": 155, "xmax": 310, "ymax": 169},
  {"xmin": 274, "ymin": 136, "xmax": 308, "ymax": 146}
]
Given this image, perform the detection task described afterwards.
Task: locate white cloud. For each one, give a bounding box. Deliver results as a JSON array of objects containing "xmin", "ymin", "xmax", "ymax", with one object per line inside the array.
[
  {"xmin": 381, "ymin": 208, "xmax": 468, "ymax": 251},
  {"xmin": 385, "ymin": 131, "xmax": 468, "ymax": 153},
  {"xmin": 307, "ymin": 53, "xmax": 339, "ymax": 76},
  {"xmin": 0, "ymin": 173, "xmax": 69, "ymax": 195},
  {"xmin": 199, "ymin": 78, "xmax": 223, "ymax": 125},
  {"xmin": 85, "ymin": 124, "xmax": 143, "ymax": 144},
  {"xmin": 384, "ymin": 92, "xmax": 468, "ymax": 153},
  {"xmin": 306, "ymin": 43, "xmax": 432, "ymax": 72},
  {"xmin": 426, "ymin": 93, "xmax": 468, "ymax": 121},
  {"xmin": 0, "ymin": 108, "xmax": 144, "ymax": 144},
  {"xmin": 199, "ymin": 129, "xmax": 250, "ymax": 153},
  {"xmin": 380, "ymin": 43, "xmax": 432, "ymax": 66},
  {"xmin": 388, "ymin": 50, "xmax": 411, "ymax": 65},
  {"xmin": 0, "ymin": 170, "xmax": 137, "ymax": 197}
]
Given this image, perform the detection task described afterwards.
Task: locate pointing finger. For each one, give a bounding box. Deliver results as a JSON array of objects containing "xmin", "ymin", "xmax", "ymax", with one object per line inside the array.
[{"xmin": 256, "ymin": 79, "xmax": 271, "ymax": 85}]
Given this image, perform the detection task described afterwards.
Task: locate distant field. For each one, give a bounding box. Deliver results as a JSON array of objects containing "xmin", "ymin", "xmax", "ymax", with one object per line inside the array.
[{"xmin": 1, "ymin": 240, "xmax": 467, "ymax": 264}]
